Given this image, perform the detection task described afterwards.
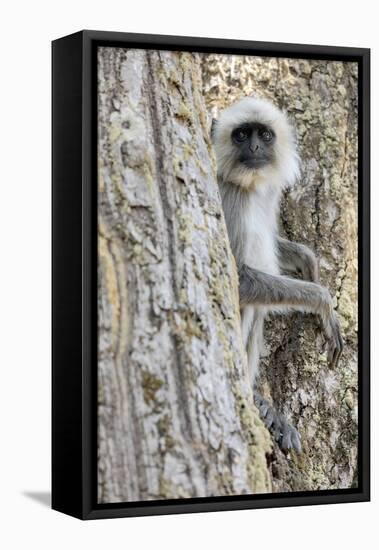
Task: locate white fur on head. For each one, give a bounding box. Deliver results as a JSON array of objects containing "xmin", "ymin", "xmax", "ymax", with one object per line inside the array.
[{"xmin": 212, "ymin": 96, "xmax": 300, "ymax": 190}]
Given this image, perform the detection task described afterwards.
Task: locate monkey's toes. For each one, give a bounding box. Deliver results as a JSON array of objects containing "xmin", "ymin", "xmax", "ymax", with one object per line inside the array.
[
  {"xmin": 254, "ymin": 394, "xmax": 302, "ymax": 453},
  {"xmin": 276, "ymin": 414, "xmax": 302, "ymax": 453}
]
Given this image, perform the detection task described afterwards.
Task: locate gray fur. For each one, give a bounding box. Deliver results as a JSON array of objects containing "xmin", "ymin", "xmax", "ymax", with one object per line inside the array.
[
  {"xmin": 238, "ymin": 264, "xmax": 343, "ymax": 368},
  {"xmin": 219, "ymin": 180, "xmax": 249, "ymax": 268},
  {"xmin": 254, "ymin": 393, "xmax": 302, "ymax": 452},
  {"xmin": 213, "ymin": 96, "xmax": 344, "ymax": 453},
  {"xmin": 277, "ymin": 237, "xmax": 319, "ymax": 282}
]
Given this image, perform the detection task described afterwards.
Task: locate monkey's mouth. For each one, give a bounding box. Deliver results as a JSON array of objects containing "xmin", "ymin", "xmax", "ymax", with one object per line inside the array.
[{"xmin": 242, "ymin": 158, "xmax": 268, "ymax": 169}]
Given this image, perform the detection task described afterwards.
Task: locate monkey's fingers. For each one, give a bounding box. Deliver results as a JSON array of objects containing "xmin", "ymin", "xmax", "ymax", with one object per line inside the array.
[
  {"xmin": 332, "ymin": 327, "xmax": 344, "ymax": 368},
  {"xmin": 327, "ymin": 339, "xmax": 339, "ymax": 368},
  {"xmin": 326, "ymin": 316, "xmax": 344, "ymax": 369}
]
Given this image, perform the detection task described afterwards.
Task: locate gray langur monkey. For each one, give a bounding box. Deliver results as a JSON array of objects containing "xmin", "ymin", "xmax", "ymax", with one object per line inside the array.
[{"xmin": 211, "ymin": 96, "xmax": 343, "ymax": 453}]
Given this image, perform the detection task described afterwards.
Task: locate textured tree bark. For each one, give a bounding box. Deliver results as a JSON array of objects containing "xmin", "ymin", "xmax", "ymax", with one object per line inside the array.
[
  {"xmin": 97, "ymin": 47, "xmax": 271, "ymax": 504},
  {"xmin": 202, "ymin": 55, "xmax": 358, "ymax": 492}
]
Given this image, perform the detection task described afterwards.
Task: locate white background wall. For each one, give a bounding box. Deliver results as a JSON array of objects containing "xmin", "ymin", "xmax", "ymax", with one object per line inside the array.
[{"xmin": 0, "ymin": 1, "xmax": 376, "ymax": 548}]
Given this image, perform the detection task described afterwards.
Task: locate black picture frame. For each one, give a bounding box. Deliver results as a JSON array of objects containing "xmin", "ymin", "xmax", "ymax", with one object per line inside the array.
[{"xmin": 52, "ymin": 30, "xmax": 370, "ymax": 520}]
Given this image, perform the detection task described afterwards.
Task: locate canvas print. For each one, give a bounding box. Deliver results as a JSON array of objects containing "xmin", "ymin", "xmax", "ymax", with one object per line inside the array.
[{"xmin": 97, "ymin": 47, "xmax": 358, "ymax": 504}]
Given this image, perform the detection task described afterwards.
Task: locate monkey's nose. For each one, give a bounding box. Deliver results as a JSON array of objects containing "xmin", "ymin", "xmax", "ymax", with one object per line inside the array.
[{"xmin": 249, "ymin": 144, "xmax": 259, "ymax": 153}]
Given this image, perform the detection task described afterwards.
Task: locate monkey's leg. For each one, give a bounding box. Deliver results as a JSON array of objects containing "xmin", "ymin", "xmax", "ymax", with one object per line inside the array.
[
  {"xmin": 254, "ymin": 393, "xmax": 302, "ymax": 453},
  {"xmin": 244, "ymin": 311, "xmax": 302, "ymax": 452},
  {"xmin": 239, "ymin": 264, "xmax": 343, "ymax": 368},
  {"xmin": 245, "ymin": 311, "xmax": 264, "ymax": 384},
  {"xmin": 277, "ymin": 237, "xmax": 319, "ymax": 283}
]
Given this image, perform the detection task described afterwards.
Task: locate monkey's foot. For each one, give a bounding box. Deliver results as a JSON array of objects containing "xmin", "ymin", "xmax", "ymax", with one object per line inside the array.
[{"xmin": 254, "ymin": 393, "xmax": 302, "ymax": 453}]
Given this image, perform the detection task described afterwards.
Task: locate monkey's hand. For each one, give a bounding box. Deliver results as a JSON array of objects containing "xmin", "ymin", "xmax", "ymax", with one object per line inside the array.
[
  {"xmin": 319, "ymin": 290, "xmax": 344, "ymax": 368},
  {"xmin": 254, "ymin": 393, "xmax": 302, "ymax": 453},
  {"xmin": 297, "ymin": 245, "xmax": 319, "ymax": 283},
  {"xmin": 277, "ymin": 238, "xmax": 319, "ymax": 283},
  {"xmin": 238, "ymin": 264, "xmax": 344, "ymax": 368}
]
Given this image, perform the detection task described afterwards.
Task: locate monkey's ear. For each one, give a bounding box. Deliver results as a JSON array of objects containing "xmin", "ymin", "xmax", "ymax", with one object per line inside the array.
[{"xmin": 210, "ymin": 118, "xmax": 218, "ymax": 140}]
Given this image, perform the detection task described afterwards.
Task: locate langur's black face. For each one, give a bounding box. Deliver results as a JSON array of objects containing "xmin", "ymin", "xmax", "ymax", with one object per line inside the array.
[{"xmin": 231, "ymin": 122, "xmax": 276, "ymax": 169}]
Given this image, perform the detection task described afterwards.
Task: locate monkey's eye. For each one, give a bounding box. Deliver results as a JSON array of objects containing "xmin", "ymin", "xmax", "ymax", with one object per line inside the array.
[
  {"xmin": 233, "ymin": 128, "xmax": 249, "ymax": 142},
  {"xmin": 260, "ymin": 129, "xmax": 273, "ymax": 142}
]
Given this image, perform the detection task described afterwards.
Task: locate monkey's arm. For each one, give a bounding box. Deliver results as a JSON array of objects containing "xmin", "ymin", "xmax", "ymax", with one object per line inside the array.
[
  {"xmin": 277, "ymin": 237, "xmax": 319, "ymax": 282},
  {"xmin": 239, "ymin": 264, "xmax": 343, "ymax": 367}
]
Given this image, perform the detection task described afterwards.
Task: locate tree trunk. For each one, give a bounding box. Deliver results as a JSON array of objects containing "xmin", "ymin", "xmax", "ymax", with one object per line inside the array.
[
  {"xmin": 97, "ymin": 47, "xmax": 271, "ymax": 504},
  {"xmin": 202, "ymin": 55, "xmax": 358, "ymax": 491}
]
